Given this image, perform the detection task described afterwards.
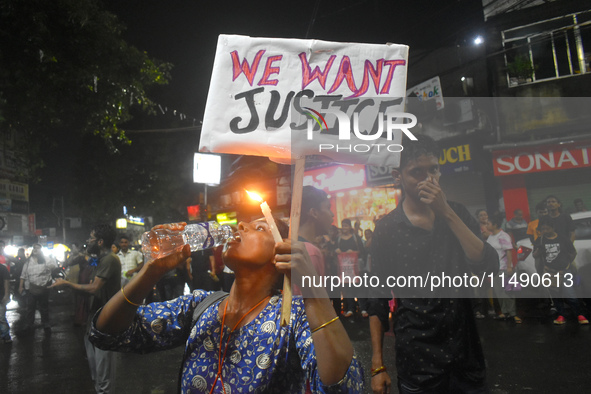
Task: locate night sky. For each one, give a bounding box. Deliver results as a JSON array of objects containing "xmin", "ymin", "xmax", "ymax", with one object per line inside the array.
[
  {"xmin": 102, "ymin": 0, "xmax": 485, "ymax": 122},
  {"xmin": 29, "ymin": 0, "xmax": 486, "ymax": 232}
]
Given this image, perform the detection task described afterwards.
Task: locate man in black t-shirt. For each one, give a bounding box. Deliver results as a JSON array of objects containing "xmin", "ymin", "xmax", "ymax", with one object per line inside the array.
[
  {"xmin": 534, "ymin": 215, "xmax": 588, "ymax": 325},
  {"xmin": 545, "ymin": 195, "xmax": 575, "ymax": 242},
  {"xmin": 369, "ymin": 136, "xmax": 498, "ymax": 393}
]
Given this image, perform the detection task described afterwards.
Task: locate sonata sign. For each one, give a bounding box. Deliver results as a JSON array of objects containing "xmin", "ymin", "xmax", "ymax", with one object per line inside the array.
[{"xmin": 492, "ymin": 143, "xmax": 591, "ymax": 176}]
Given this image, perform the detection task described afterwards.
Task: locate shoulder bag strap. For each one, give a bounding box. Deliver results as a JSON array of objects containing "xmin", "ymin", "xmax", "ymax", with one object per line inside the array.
[
  {"xmin": 178, "ymin": 291, "xmax": 229, "ymax": 393},
  {"xmin": 191, "ymin": 291, "xmax": 229, "ymax": 327}
]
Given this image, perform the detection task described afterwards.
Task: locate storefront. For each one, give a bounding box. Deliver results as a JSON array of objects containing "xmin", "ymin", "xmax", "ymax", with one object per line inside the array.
[
  {"xmin": 209, "ymin": 137, "xmax": 491, "ymax": 234},
  {"xmin": 490, "ymin": 138, "xmax": 591, "ymax": 221},
  {"xmin": 303, "ymin": 164, "xmax": 400, "ymax": 233},
  {"xmin": 301, "ymin": 138, "xmax": 490, "ymax": 233}
]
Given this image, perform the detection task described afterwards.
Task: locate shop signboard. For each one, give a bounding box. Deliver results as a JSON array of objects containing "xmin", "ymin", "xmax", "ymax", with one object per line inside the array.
[
  {"xmin": 187, "ymin": 205, "xmax": 201, "ymax": 221},
  {"xmin": 28, "ymin": 213, "xmax": 35, "ymax": 234},
  {"xmin": 217, "ymin": 212, "xmax": 238, "ymax": 226},
  {"xmin": 127, "ymin": 216, "xmax": 145, "ymax": 226},
  {"xmin": 366, "ymin": 165, "xmax": 394, "ymax": 186},
  {"xmin": 406, "ymin": 76, "xmax": 444, "ymax": 110},
  {"xmin": 492, "ymin": 142, "xmax": 591, "ymax": 176},
  {"xmin": 193, "ymin": 153, "xmax": 221, "ymax": 185},
  {"xmin": 439, "ymin": 143, "xmax": 473, "ymax": 174},
  {"xmin": 303, "ymin": 165, "xmax": 366, "ymax": 193},
  {"xmin": 365, "ymin": 143, "xmax": 474, "ymax": 185}
]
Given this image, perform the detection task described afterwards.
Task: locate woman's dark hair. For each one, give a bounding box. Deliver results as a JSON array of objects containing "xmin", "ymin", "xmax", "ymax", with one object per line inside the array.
[
  {"xmin": 30, "ymin": 243, "xmax": 45, "ymax": 264},
  {"xmin": 301, "ymin": 186, "xmax": 329, "ymax": 226},
  {"xmin": 489, "ymin": 212, "xmax": 505, "ymax": 228},
  {"xmin": 341, "ymin": 218, "xmax": 352, "ymax": 227},
  {"xmin": 398, "ymin": 134, "xmax": 439, "ymax": 170}
]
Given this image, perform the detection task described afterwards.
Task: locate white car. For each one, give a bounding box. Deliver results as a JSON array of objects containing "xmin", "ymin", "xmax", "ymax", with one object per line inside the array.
[{"xmin": 515, "ymin": 211, "xmax": 591, "ymax": 297}]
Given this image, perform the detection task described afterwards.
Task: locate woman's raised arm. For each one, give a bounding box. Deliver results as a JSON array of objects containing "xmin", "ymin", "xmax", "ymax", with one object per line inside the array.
[
  {"xmin": 274, "ymin": 240, "xmax": 354, "ymax": 386},
  {"xmin": 96, "ymin": 243, "xmax": 191, "ymax": 334}
]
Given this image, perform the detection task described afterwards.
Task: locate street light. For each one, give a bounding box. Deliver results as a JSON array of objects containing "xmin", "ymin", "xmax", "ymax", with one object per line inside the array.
[{"xmin": 473, "ymin": 36, "xmax": 484, "ymax": 45}]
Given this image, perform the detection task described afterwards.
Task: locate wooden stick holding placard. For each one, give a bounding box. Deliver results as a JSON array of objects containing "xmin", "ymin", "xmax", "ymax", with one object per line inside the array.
[{"xmin": 281, "ymin": 157, "xmax": 305, "ymax": 327}]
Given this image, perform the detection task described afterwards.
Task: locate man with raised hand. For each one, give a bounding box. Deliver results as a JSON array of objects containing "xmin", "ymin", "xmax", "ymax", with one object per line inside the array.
[
  {"xmin": 51, "ymin": 224, "xmax": 121, "ymax": 393},
  {"xmin": 369, "ymin": 135, "xmax": 498, "ymax": 394}
]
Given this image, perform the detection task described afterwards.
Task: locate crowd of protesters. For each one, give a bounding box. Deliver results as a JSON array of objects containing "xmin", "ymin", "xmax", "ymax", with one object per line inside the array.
[
  {"xmin": 0, "ymin": 165, "xmax": 590, "ymax": 393},
  {"xmin": 473, "ymin": 195, "xmax": 590, "ymax": 326}
]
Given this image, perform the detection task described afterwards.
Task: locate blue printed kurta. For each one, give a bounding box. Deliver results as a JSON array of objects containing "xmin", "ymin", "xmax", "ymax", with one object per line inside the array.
[{"xmin": 89, "ymin": 291, "xmax": 363, "ymax": 393}]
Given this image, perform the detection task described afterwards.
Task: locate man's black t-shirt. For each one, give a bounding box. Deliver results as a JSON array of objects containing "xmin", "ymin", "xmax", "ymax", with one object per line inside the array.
[
  {"xmin": 537, "ymin": 234, "xmax": 576, "ymax": 271},
  {"xmin": 369, "ymin": 201, "xmax": 499, "ymax": 388},
  {"xmin": 549, "ymin": 213, "xmax": 575, "ymax": 239}
]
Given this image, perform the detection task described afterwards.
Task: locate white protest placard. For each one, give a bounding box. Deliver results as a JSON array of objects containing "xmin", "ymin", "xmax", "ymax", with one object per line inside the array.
[{"xmin": 199, "ymin": 35, "xmax": 409, "ymax": 167}]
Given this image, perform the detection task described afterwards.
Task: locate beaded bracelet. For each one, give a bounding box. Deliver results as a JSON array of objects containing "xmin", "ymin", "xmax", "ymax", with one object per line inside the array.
[
  {"xmin": 371, "ymin": 366, "xmax": 387, "ymax": 377},
  {"xmin": 121, "ymin": 287, "xmax": 142, "ymax": 307},
  {"xmin": 311, "ymin": 316, "xmax": 340, "ymax": 333}
]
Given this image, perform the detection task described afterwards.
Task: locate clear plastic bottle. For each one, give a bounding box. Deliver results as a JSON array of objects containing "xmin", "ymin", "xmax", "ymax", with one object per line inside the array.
[{"xmin": 141, "ymin": 221, "xmax": 234, "ymax": 262}]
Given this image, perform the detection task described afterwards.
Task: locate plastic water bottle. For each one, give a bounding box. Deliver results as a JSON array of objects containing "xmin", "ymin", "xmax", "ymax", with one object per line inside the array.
[{"xmin": 141, "ymin": 221, "xmax": 234, "ymax": 262}]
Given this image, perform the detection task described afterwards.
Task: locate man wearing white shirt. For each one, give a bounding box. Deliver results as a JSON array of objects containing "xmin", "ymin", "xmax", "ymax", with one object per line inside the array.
[
  {"xmin": 18, "ymin": 244, "xmax": 58, "ymax": 332},
  {"xmin": 117, "ymin": 235, "xmax": 143, "ymax": 287}
]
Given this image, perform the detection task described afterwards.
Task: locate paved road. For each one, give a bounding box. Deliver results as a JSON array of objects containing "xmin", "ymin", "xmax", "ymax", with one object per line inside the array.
[{"xmin": 2, "ymin": 292, "xmax": 591, "ymax": 393}]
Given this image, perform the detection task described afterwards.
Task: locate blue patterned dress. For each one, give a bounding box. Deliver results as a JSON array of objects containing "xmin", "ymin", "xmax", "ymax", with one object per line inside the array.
[{"xmin": 89, "ymin": 290, "xmax": 364, "ymax": 393}]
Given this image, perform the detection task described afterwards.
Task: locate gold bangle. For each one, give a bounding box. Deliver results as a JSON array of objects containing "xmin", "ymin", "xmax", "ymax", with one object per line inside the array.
[
  {"xmin": 311, "ymin": 316, "xmax": 339, "ymax": 333},
  {"xmin": 371, "ymin": 366, "xmax": 387, "ymax": 377},
  {"xmin": 121, "ymin": 287, "xmax": 142, "ymax": 307}
]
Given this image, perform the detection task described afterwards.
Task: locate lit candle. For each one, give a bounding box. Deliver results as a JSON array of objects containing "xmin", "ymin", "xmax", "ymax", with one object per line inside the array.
[
  {"xmin": 245, "ymin": 190, "xmax": 283, "ymax": 243},
  {"xmin": 246, "ymin": 189, "xmax": 292, "ymax": 326}
]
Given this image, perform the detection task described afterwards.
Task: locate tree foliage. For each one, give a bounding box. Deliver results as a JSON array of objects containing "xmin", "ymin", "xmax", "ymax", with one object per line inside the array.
[
  {"xmin": 0, "ymin": 0, "xmax": 172, "ymax": 181},
  {"xmin": 68, "ymin": 130, "xmax": 199, "ymax": 226}
]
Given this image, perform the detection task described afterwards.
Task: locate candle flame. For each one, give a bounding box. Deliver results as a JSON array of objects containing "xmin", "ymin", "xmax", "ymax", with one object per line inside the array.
[{"xmin": 245, "ymin": 189, "xmax": 263, "ymax": 202}]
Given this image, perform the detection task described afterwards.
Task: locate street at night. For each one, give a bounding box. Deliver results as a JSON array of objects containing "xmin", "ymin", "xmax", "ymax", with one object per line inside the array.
[
  {"xmin": 2, "ymin": 292, "xmax": 591, "ymax": 393},
  {"xmin": 2, "ymin": 0, "xmax": 591, "ymax": 393}
]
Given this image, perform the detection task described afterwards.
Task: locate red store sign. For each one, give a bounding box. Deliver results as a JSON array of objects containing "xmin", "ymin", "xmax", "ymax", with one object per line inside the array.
[{"xmin": 492, "ymin": 142, "xmax": 591, "ymax": 176}]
